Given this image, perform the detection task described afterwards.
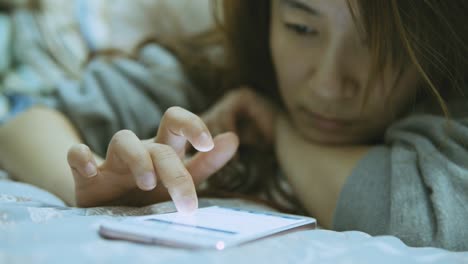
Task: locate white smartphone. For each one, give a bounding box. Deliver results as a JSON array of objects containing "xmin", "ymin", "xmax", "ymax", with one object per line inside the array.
[{"xmin": 99, "ymin": 206, "xmax": 316, "ymax": 250}]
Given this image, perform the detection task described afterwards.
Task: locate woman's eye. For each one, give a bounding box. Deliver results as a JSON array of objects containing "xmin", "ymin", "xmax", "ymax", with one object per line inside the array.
[{"xmin": 284, "ymin": 23, "xmax": 318, "ymax": 36}]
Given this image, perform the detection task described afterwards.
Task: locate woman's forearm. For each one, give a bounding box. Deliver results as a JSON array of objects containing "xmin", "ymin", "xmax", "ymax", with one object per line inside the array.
[
  {"xmin": 275, "ymin": 116, "xmax": 370, "ymax": 228},
  {"xmin": 0, "ymin": 107, "xmax": 101, "ymax": 205}
]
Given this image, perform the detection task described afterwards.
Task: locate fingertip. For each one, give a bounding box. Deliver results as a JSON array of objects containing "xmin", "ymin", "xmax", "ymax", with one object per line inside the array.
[
  {"xmin": 176, "ymin": 197, "xmax": 198, "ymax": 215},
  {"xmin": 76, "ymin": 143, "xmax": 92, "ymax": 156},
  {"xmin": 84, "ymin": 162, "xmax": 98, "ymax": 178},
  {"xmin": 68, "ymin": 144, "xmax": 85, "ymax": 161},
  {"xmin": 136, "ymin": 172, "xmax": 157, "ymax": 191},
  {"xmin": 68, "ymin": 144, "xmax": 98, "ymax": 178},
  {"xmin": 225, "ymin": 131, "xmax": 240, "ymax": 144},
  {"xmin": 195, "ymin": 132, "xmax": 215, "ymax": 152},
  {"xmin": 215, "ymin": 132, "xmax": 240, "ymax": 149}
]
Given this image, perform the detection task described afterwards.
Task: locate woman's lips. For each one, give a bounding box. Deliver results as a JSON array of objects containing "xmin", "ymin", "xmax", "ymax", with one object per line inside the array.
[{"xmin": 297, "ymin": 108, "xmax": 352, "ymax": 132}]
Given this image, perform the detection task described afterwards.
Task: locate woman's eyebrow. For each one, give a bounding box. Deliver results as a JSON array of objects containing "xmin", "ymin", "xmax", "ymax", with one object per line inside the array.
[{"xmin": 281, "ymin": 0, "xmax": 322, "ymax": 16}]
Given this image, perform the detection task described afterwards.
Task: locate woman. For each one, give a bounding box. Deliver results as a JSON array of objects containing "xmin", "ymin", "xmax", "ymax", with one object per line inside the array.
[{"xmin": 1, "ymin": 0, "xmax": 467, "ymax": 250}]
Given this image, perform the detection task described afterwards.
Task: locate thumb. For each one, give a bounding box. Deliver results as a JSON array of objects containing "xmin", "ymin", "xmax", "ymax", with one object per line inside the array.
[{"xmin": 185, "ymin": 132, "xmax": 239, "ymax": 185}]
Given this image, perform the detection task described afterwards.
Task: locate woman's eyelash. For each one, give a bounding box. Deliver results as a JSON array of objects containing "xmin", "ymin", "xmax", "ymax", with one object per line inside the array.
[{"xmin": 284, "ymin": 23, "xmax": 318, "ymax": 36}]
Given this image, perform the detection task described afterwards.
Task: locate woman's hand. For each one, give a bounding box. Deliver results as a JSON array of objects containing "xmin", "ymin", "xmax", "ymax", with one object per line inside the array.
[
  {"xmin": 201, "ymin": 87, "xmax": 278, "ymax": 146},
  {"xmin": 67, "ymin": 107, "xmax": 239, "ymax": 213}
]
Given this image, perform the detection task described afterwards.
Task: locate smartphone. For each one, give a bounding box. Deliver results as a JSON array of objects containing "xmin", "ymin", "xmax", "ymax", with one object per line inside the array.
[{"xmin": 99, "ymin": 206, "xmax": 316, "ymax": 250}]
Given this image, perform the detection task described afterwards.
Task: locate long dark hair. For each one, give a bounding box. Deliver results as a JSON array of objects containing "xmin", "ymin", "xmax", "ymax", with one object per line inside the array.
[{"xmin": 350, "ymin": 0, "xmax": 468, "ymax": 115}]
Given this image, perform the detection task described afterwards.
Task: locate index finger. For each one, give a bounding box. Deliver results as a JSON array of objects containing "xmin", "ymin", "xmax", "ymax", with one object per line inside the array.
[{"xmin": 147, "ymin": 143, "xmax": 198, "ymax": 214}]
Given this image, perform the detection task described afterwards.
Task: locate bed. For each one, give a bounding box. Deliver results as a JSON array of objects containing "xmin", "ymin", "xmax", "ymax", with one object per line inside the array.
[{"xmin": 1, "ymin": 171, "xmax": 466, "ymax": 264}]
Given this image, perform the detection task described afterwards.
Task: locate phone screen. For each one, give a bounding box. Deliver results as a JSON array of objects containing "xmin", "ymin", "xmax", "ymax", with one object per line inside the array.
[{"xmin": 99, "ymin": 206, "xmax": 316, "ymax": 250}]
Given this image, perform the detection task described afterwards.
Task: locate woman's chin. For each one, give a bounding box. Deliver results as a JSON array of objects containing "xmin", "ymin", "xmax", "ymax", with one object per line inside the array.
[{"xmin": 295, "ymin": 124, "xmax": 369, "ymax": 145}]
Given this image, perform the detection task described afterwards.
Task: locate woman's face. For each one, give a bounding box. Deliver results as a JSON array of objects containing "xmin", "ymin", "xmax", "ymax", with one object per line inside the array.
[{"xmin": 270, "ymin": 0, "xmax": 422, "ymax": 144}]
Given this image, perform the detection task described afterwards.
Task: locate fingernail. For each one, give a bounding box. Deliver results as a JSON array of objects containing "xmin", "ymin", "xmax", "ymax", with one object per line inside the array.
[
  {"xmin": 177, "ymin": 197, "xmax": 198, "ymax": 215},
  {"xmin": 84, "ymin": 162, "xmax": 97, "ymax": 177},
  {"xmin": 199, "ymin": 132, "xmax": 214, "ymax": 151},
  {"xmin": 137, "ymin": 172, "xmax": 156, "ymax": 190}
]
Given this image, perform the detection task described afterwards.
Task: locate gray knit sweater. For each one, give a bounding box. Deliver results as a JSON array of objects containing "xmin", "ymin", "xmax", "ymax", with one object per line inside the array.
[{"xmin": 333, "ymin": 102, "xmax": 468, "ymax": 252}]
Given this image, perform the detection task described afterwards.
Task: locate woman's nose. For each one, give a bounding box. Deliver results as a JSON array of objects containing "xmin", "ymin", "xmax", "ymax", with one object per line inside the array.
[{"xmin": 307, "ymin": 59, "xmax": 359, "ymax": 102}]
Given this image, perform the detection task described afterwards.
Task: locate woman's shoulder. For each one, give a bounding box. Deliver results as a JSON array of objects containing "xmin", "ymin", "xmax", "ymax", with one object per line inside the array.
[{"xmin": 381, "ymin": 97, "xmax": 468, "ymax": 162}]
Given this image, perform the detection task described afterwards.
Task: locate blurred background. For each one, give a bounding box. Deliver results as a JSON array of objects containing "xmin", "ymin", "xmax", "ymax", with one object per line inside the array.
[{"xmin": 0, "ymin": 0, "xmax": 214, "ymax": 124}]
